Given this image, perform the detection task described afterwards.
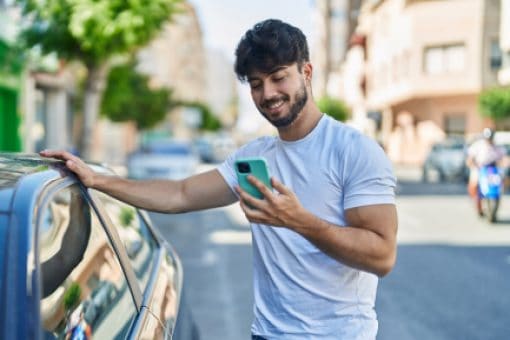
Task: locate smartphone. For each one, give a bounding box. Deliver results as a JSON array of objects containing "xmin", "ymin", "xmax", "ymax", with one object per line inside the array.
[{"xmin": 235, "ymin": 157, "xmax": 272, "ymax": 199}]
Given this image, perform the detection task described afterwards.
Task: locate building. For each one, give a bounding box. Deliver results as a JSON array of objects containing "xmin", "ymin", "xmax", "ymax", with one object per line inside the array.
[
  {"xmin": 313, "ymin": 0, "xmax": 363, "ymax": 98},
  {"xmin": 499, "ymin": 0, "xmax": 510, "ymax": 85},
  {"xmin": 204, "ymin": 48, "xmax": 238, "ymax": 129},
  {"xmin": 137, "ymin": 1, "xmax": 207, "ymax": 140},
  {"xmin": 356, "ymin": 0, "xmax": 502, "ymax": 164}
]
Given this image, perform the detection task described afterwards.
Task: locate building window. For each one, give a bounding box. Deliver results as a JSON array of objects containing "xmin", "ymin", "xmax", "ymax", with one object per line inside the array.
[
  {"xmin": 490, "ymin": 39, "xmax": 502, "ymax": 70},
  {"xmin": 444, "ymin": 114, "xmax": 466, "ymax": 137},
  {"xmin": 424, "ymin": 44, "xmax": 466, "ymax": 75}
]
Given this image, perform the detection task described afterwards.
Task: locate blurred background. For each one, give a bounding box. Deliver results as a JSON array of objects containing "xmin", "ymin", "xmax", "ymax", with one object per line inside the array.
[
  {"xmin": 2, "ymin": 0, "xmax": 510, "ymax": 338},
  {"xmin": 3, "ymin": 0, "xmax": 508, "ymax": 166}
]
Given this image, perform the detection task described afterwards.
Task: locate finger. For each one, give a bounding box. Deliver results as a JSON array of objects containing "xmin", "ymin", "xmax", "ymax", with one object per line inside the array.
[
  {"xmin": 238, "ymin": 187, "xmax": 265, "ymax": 210},
  {"xmin": 40, "ymin": 150, "xmax": 79, "ymax": 163},
  {"xmin": 239, "ymin": 198, "xmax": 266, "ymax": 223},
  {"xmin": 271, "ymin": 177, "xmax": 291, "ymax": 195},
  {"xmin": 247, "ymin": 175, "xmax": 273, "ymax": 198}
]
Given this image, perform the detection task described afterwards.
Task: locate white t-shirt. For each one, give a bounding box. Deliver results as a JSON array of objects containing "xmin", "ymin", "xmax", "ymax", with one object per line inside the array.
[
  {"xmin": 218, "ymin": 115, "xmax": 396, "ymax": 339},
  {"xmin": 467, "ymin": 139, "xmax": 505, "ymax": 167}
]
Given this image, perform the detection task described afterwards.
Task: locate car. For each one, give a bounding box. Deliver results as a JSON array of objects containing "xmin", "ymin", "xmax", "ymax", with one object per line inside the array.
[
  {"xmin": 422, "ymin": 138, "xmax": 469, "ymax": 182},
  {"xmin": 127, "ymin": 140, "xmax": 199, "ymax": 180},
  {"xmin": 193, "ymin": 134, "xmax": 237, "ymax": 164},
  {"xmin": 0, "ymin": 153, "xmax": 199, "ymax": 340}
]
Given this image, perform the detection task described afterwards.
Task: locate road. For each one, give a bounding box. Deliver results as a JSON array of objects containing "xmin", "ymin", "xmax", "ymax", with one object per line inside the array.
[{"xmin": 151, "ymin": 168, "xmax": 510, "ymax": 340}]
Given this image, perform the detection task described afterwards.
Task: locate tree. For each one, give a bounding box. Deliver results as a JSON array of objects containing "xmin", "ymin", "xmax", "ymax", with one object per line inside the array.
[
  {"xmin": 183, "ymin": 101, "xmax": 222, "ymax": 132},
  {"xmin": 101, "ymin": 61, "xmax": 175, "ymax": 130},
  {"xmin": 317, "ymin": 96, "xmax": 349, "ymax": 122},
  {"xmin": 479, "ymin": 87, "xmax": 510, "ymax": 127},
  {"xmin": 17, "ymin": 0, "xmax": 181, "ymax": 159}
]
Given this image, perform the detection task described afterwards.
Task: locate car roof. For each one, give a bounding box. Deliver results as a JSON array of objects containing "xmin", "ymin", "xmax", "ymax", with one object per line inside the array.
[{"xmin": 0, "ymin": 153, "xmax": 66, "ymax": 189}]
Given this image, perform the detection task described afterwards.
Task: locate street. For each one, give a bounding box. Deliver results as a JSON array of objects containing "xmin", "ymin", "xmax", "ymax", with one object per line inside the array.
[{"xmin": 151, "ymin": 168, "xmax": 510, "ymax": 340}]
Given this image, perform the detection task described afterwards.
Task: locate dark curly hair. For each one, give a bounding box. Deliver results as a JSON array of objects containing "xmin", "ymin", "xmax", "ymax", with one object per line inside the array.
[{"xmin": 234, "ymin": 19, "xmax": 310, "ymax": 82}]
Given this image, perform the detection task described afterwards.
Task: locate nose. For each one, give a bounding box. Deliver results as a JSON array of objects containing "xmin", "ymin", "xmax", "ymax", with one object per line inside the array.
[{"xmin": 261, "ymin": 81, "xmax": 278, "ymax": 101}]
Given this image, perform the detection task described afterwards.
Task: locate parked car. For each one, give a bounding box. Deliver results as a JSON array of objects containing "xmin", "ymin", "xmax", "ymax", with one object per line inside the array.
[
  {"xmin": 0, "ymin": 153, "xmax": 198, "ymax": 340},
  {"xmin": 127, "ymin": 140, "xmax": 199, "ymax": 180},
  {"xmin": 193, "ymin": 133, "xmax": 237, "ymax": 164},
  {"xmin": 422, "ymin": 138, "xmax": 469, "ymax": 182}
]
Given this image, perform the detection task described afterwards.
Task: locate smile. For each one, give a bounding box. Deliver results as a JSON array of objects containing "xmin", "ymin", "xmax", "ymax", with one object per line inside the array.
[{"xmin": 268, "ymin": 100, "xmax": 284, "ymax": 109}]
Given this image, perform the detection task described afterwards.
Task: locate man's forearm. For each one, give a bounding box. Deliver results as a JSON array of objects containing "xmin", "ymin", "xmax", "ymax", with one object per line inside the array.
[
  {"xmin": 292, "ymin": 212, "xmax": 397, "ymax": 277},
  {"xmin": 92, "ymin": 174, "xmax": 185, "ymax": 213}
]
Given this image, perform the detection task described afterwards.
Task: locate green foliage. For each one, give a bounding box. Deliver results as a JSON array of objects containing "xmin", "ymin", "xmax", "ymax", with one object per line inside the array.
[
  {"xmin": 101, "ymin": 62, "xmax": 174, "ymax": 130},
  {"xmin": 479, "ymin": 87, "xmax": 510, "ymax": 121},
  {"xmin": 17, "ymin": 0, "xmax": 182, "ymax": 67},
  {"xmin": 0, "ymin": 40, "xmax": 25, "ymax": 75},
  {"xmin": 317, "ymin": 96, "xmax": 349, "ymax": 122},
  {"xmin": 119, "ymin": 207, "xmax": 135, "ymax": 228},
  {"xmin": 63, "ymin": 282, "xmax": 81, "ymax": 311},
  {"xmin": 184, "ymin": 101, "xmax": 222, "ymax": 131}
]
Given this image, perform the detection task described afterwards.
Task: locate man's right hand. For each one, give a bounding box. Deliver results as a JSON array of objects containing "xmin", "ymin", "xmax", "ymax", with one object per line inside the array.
[{"xmin": 39, "ymin": 150, "xmax": 98, "ymax": 188}]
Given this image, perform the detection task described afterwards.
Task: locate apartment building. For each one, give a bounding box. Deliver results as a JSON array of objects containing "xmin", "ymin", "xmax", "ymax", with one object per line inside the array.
[
  {"xmin": 313, "ymin": 0, "xmax": 363, "ymax": 98},
  {"xmin": 357, "ymin": 0, "xmax": 501, "ymax": 164},
  {"xmin": 136, "ymin": 2, "xmax": 207, "ymax": 141},
  {"xmin": 499, "ymin": 0, "xmax": 510, "ymax": 85}
]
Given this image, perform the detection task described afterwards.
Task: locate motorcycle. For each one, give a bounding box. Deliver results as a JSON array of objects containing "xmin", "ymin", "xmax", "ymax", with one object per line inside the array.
[{"xmin": 478, "ymin": 164, "xmax": 503, "ymax": 223}]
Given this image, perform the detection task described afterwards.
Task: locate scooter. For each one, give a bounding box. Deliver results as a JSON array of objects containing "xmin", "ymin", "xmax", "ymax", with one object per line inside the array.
[{"xmin": 478, "ymin": 164, "xmax": 503, "ymax": 223}]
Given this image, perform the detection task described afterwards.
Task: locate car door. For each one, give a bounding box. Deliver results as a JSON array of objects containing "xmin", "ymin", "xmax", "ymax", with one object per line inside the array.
[
  {"xmin": 90, "ymin": 190, "xmax": 186, "ymax": 339},
  {"xmin": 34, "ymin": 182, "xmax": 158, "ymax": 339}
]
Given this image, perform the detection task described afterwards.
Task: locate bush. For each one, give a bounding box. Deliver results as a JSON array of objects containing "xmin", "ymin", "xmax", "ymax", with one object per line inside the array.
[
  {"xmin": 479, "ymin": 87, "xmax": 510, "ymax": 121},
  {"xmin": 63, "ymin": 282, "xmax": 81, "ymax": 311},
  {"xmin": 317, "ymin": 96, "xmax": 349, "ymax": 122}
]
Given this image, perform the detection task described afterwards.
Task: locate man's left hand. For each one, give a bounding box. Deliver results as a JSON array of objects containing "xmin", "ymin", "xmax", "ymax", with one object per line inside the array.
[{"xmin": 235, "ymin": 176, "xmax": 307, "ymax": 229}]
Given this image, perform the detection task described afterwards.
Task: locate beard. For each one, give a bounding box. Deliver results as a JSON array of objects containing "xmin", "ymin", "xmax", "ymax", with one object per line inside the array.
[{"xmin": 258, "ymin": 80, "xmax": 308, "ymax": 128}]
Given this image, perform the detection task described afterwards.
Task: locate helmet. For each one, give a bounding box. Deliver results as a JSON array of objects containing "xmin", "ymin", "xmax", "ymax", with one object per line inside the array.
[{"xmin": 482, "ymin": 127, "xmax": 494, "ymax": 140}]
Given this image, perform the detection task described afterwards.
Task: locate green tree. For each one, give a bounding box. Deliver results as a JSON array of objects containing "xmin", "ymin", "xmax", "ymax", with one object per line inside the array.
[
  {"xmin": 101, "ymin": 61, "xmax": 175, "ymax": 130},
  {"xmin": 317, "ymin": 96, "xmax": 349, "ymax": 122},
  {"xmin": 183, "ymin": 101, "xmax": 222, "ymax": 132},
  {"xmin": 17, "ymin": 0, "xmax": 181, "ymax": 158},
  {"xmin": 479, "ymin": 87, "xmax": 510, "ymax": 127}
]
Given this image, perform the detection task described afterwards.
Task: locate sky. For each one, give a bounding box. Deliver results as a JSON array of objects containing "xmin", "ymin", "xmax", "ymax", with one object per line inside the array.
[
  {"xmin": 189, "ymin": 0, "xmax": 316, "ymax": 61},
  {"xmin": 188, "ymin": 0, "xmax": 317, "ymax": 134}
]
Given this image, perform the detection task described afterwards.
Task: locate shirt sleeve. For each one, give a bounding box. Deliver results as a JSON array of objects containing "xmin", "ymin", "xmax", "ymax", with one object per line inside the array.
[
  {"xmin": 217, "ymin": 146, "xmax": 246, "ymax": 199},
  {"xmin": 342, "ymin": 134, "xmax": 397, "ymax": 210}
]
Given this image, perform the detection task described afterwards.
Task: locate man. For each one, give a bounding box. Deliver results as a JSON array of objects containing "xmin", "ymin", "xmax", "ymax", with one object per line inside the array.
[
  {"xmin": 466, "ymin": 127, "xmax": 506, "ymax": 216},
  {"xmin": 42, "ymin": 19, "xmax": 398, "ymax": 339}
]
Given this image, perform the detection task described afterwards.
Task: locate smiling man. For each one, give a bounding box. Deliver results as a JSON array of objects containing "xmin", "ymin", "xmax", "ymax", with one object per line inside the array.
[{"xmin": 41, "ymin": 19, "xmax": 397, "ymax": 340}]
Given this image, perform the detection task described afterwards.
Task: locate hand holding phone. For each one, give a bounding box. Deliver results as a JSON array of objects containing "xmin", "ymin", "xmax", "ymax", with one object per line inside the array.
[{"xmin": 235, "ymin": 157, "xmax": 272, "ymax": 199}]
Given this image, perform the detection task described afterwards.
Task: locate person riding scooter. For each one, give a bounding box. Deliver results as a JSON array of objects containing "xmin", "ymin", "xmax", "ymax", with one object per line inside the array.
[{"xmin": 466, "ymin": 128, "xmax": 507, "ymax": 217}]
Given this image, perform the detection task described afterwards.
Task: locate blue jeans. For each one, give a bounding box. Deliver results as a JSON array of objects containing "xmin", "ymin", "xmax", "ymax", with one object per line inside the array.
[{"xmin": 252, "ymin": 335, "xmax": 267, "ymax": 340}]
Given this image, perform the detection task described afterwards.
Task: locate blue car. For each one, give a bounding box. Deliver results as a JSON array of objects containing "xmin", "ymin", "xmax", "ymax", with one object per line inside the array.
[{"xmin": 0, "ymin": 153, "xmax": 198, "ymax": 340}]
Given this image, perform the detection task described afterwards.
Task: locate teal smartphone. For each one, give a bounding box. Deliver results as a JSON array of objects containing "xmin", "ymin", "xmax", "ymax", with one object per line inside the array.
[{"xmin": 235, "ymin": 157, "xmax": 272, "ymax": 199}]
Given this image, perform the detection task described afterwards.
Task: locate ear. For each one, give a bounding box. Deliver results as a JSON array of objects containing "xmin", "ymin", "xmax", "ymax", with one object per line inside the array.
[{"xmin": 302, "ymin": 62, "xmax": 313, "ymax": 83}]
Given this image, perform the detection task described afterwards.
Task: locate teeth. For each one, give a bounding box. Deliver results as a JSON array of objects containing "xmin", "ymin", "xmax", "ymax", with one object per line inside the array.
[{"xmin": 269, "ymin": 101, "xmax": 283, "ymax": 109}]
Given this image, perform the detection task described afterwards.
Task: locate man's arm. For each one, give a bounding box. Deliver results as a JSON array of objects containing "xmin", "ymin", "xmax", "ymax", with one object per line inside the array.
[
  {"xmin": 40, "ymin": 150, "xmax": 238, "ymax": 213},
  {"xmin": 236, "ymin": 176, "xmax": 398, "ymax": 277}
]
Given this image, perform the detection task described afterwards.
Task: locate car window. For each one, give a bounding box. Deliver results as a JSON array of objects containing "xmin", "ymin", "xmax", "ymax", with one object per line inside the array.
[
  {"xmin": 36, "ymin": 185, "xmax": 137, "ymax": 339},
  {"xmin": 92, "ymin": 190, "xmax": 157, "ymax": 290}
]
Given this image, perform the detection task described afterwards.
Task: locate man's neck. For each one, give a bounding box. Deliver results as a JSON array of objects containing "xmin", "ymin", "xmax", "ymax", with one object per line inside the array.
[{"xmin": 277, "ymin": 104, "xmax": 323, "ymax": 141}]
